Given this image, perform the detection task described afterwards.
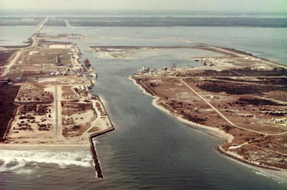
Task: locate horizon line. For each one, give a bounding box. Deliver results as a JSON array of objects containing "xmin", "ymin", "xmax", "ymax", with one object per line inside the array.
[{"xmin": 2, "ymin": 9, "xmax": 287, "ymax": 14}]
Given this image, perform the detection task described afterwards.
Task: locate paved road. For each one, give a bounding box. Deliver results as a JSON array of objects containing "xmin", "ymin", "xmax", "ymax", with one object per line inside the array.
[
  {"xmin": 64, "ymin": 20, "xmax": 72, "ymax": 27},
  {"xmin": 180, "ymin": 78, "xmax": 287, "ymax": 136},
  {"xmin": 31, "ymin": 17, "xmax": 48, "ymax": 47},
  {"xmin": 1, "ymin": 17, "xmax": 48, "ymax": 77},
  {"xmin": 1, "ymin": 49, "xmax": 22, "ymax": 77},
  {"xmin": 55, "ymin": 85, "xmax": 59, "ymax": 138}
]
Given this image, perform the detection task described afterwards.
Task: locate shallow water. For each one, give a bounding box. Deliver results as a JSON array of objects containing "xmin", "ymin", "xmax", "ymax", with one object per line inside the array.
[
  {"xmin": 43, "ymin": 26, "xmax": 287, "ymax": 65},
  {"xmin": 1, "ymin": 26, "xmax": 287, "ymax": 190},
  {"xmin": 0, "ymin": 26, "xmax": 36, "ymax": 46}
]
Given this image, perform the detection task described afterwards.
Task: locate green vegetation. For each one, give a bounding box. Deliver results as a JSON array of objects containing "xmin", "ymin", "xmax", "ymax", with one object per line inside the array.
[
  {"xmin": 44, "ymin": 18, "xmax": 66, "ymax": 26},
  {"xmin": 0, "ymin": 84, "xmax": 20, "ymax": 141},
  {"xmin": 0, "ymin": 50, "xmax": 16, "ymax": 66},
  {"xmin": 61, "ymin": 17, "xmax": 287, "ymax": 27},
  {"xmin": 27, "ymin": 49, "xmax": 72, "ymax": 65},
  {"xmin": 0, "ymin": 17, "xmax": 44, "ymax": 26}
]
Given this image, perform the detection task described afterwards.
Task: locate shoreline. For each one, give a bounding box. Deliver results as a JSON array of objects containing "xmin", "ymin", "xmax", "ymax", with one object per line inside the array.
[
  {"xmin": 88, "ymin": 95, "xmax": 115, "ymax": 179},
  {"xmin": 129, "ymin": 76, "xmax": 155, "ymax": 97},
  {"xmin": 130, "ymin": 76, "xmax": 233, "ymax": 142},
  {"xmin": 217, "ymin": 145, "xmax": 281, "ymax": 171},
  {"xmin": 129, "ymin": 76, "xmax": 287, "ymax": 175},
  {"xmin": 0, "ymin": 42, "xmax": 32, "ymax": 49},
  {"xmin": 0, "ymin": 143, "xmax": 90, "ymax": 150},
  {"xmin": 151, "ymin": 97, "xmax": 234, "ymax": 143},
  {"xmin": 89, "ymin": 124, "xmax": 114, "ymax": 179},
  {"xmin": 0, "ymin": 95, "xmax": 115, "ymax": 147},
  {"xmin": 0, "ymin": 94, "xmax": 115, "ymax": 179},
  {"xmin": 130, "ymin": 76, "xmax": 233, "ymax": 143},
  {"xmin": 91, "ymin": 44, "xmax": 287, "ymax": 69},
  {"xmin": 0, "ymin": 21, "xmax": 116, "ymax": 177}
]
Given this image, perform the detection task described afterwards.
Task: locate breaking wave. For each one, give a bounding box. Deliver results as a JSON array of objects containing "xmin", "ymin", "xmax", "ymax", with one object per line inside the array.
[
  {"xmin": 254, "ymin": 170, "xmax": 286, "ymax": 184},
  {"xmin": 0, "ymin": 149, "xmax": 93, "ymax": 174}
]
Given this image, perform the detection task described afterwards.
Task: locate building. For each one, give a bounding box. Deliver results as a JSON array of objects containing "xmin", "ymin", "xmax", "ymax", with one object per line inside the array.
[
  {"xmin": 49, "ymin": 44, "xmax": 73, "ymax": 49},
  {"xmin": 55, "ymin": 55, "xmax": 64, "ymax": 66}
]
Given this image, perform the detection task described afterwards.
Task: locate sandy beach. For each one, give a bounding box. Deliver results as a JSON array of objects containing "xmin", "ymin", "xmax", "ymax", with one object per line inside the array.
[
  {"xmin": 129, "ymin": 76, "xmax": 287, "ymax": 178},
  {"xmin": 129, "ymin": 76, "xmax": 155, "ymax": 97},
  {"xmin": 0, "ymin": 19, "xmax": 115, "ymax": 152},
  {"xmin": 130, "ymin": 76, "xmax": 233, "ymax": 142}
]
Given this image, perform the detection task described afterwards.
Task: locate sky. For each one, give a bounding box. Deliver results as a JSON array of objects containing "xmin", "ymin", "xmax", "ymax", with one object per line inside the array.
[{"xmin": 1, "ymin": 0, "xmax": 287, "ymax": 13}]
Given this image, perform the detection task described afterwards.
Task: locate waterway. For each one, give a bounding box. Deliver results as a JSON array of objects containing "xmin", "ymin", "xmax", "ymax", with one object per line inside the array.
[{"xmin": 0, "ymin": 26, "xmax": 287, "ymax": 189}]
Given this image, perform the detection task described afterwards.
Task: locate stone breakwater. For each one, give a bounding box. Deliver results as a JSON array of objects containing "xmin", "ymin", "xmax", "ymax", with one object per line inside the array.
[{"xmin": 89, "ymin": 96, "xmax": 114, "ymax": 179}]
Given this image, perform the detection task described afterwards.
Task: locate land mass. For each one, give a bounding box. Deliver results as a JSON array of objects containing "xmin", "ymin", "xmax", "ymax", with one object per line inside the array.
[
  {"xmin": 0, "ymin": 18, "xmax": 114, "ymax": 147},
  {"xmin": 131, "ymin": 41, "xmax": 287, "ymax": 171}
]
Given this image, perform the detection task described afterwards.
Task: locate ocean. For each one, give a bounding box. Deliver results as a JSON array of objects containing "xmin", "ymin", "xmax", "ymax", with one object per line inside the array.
[{"xmin": 1, "ymin": 16, "xmax": 287, "ymax": 190}]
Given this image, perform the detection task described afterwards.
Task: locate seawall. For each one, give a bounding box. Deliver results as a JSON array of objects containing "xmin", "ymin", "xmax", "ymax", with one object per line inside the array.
[{"xmin": 89, "ymin": 95, "xmax": 114, "ymax": 178}]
